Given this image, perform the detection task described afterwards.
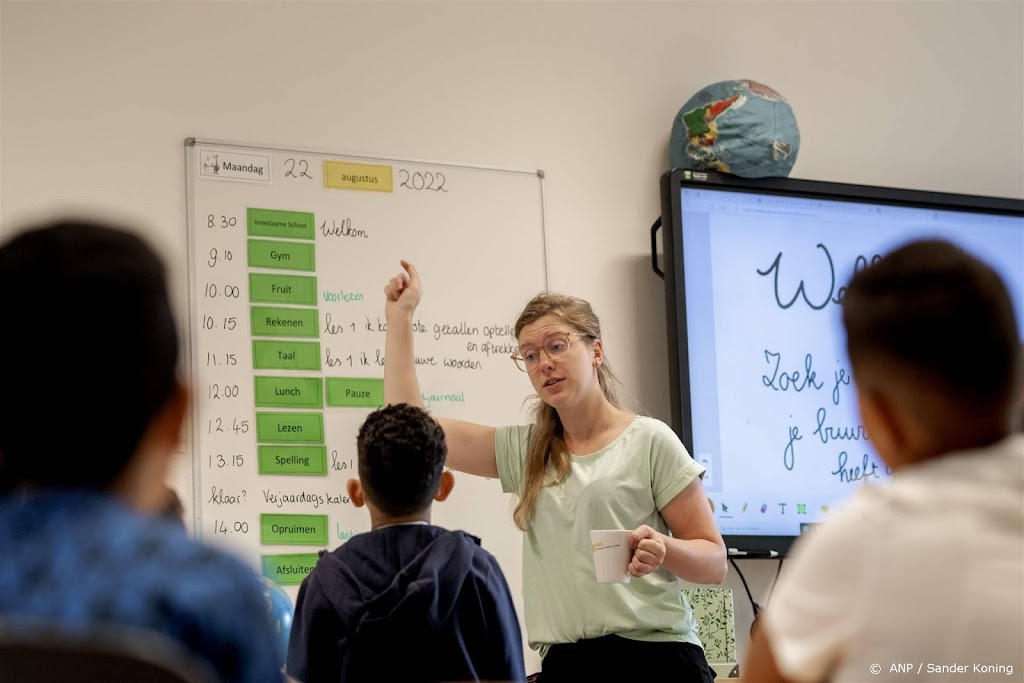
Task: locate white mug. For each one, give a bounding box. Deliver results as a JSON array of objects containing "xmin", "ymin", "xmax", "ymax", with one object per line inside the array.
[{"xmin": 590, "ymin": 529, "xmax": 632, "ymax": 583}]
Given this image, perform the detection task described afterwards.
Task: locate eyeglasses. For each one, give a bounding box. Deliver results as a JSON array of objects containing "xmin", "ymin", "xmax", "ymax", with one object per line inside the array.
[{"xmin": 511, "ymin": 332, "xmax": 590, "ymax": 372}]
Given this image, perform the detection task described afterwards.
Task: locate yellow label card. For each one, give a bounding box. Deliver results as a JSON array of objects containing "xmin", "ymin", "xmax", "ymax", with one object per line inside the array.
[{"xmin": 323, "ymin": 160, "xmax": 393, "ymax": 192}]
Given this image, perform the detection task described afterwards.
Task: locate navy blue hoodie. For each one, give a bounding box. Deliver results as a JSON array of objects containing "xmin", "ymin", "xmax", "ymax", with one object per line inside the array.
[{"xmin": 286, "ymin": 524, "xmax": 525, "ymax": 683}]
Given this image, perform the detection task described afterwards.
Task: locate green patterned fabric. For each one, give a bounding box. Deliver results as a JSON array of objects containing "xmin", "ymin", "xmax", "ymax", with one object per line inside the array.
[{"xmin": 683, "ymin": 587, "xmax": 736, "ymax": 663}]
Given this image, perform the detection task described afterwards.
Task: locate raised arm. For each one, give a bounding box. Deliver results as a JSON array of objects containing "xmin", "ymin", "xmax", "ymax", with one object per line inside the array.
[
  {"xmin": 382, "ymin": 260, "xmax": 423, "ymax": 407},
  {"xmin": 383, "ymin": 261, "xmax": 499, "ymax": 478}
]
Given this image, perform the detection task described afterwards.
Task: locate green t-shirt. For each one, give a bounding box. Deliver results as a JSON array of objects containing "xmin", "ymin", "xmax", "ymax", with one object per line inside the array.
[{"xmin": 495, "ymin": 416, "xmax": 705, "ymax": 656}]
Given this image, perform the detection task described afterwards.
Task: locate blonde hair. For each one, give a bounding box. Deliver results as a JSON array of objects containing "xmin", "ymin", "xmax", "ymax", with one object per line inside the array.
[{"xmin": 512, "ymin": 293, "xmax": 624, "ymax": 530}]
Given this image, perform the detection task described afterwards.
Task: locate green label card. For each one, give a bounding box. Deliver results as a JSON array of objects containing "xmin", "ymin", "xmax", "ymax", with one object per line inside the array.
[
  {"xmin": 252, "ymin": 340, "xmax": 321, "ymax": 370},
  {"xmin": 254, "ymin": 376, "xmax": 323, "ymax": 408},
  {"xmin": 261, "ymin": 553, "xmax": 320, "ymax": 585},
  {"xmin": 258, "ymin": 445, "xmax": 327, "ymax": 476},
  {"xmin": 325, "ymin": 377, "xmax": 384, "ymax": 408},
  {"xmin": 260, "ymin": 514, "xmax": 329, "ymax": 546},
  {"xmin": 248, "ymin": 239, "xmax": 315, "ymax": 272},
  {"xmin": 251, "ymin": 306, "xmax": 319, "ymax": 338},
  {"xmin": 249, "ymin": 273, "xmax": 317, "ymax": 306},
  {"xmin": 247, "ymin": 208, "xmax": 315, "ymax": 240},
  {"xmin": 256, "ymin": 412, "xmax": 324, "ymax": 443}
]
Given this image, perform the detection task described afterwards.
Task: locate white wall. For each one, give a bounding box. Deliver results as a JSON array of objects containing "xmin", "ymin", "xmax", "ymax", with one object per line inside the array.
[{"xmin": 3, "ymin": 0, "xmax": 1022, "ymax": 669}]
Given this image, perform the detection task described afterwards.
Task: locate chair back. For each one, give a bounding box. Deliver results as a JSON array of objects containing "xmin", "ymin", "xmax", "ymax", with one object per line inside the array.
[{"xmin": 0, "ymin": 620, "xmax": 219, "ymax": 683}]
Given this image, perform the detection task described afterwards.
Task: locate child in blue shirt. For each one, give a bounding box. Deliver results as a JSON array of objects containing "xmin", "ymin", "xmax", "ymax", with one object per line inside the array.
[{"xmin": 0, "ymin": 219, "xmax": 282, "ymax": 683}]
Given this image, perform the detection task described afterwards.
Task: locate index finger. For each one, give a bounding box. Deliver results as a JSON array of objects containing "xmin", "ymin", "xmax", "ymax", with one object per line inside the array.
[
  {"xmin": 400, "ymin": 259, "xmax": 420, "ymax": 287},
  {"xmin": 629, "ymin": 525, "xmax": 655, "ymax": 548}
]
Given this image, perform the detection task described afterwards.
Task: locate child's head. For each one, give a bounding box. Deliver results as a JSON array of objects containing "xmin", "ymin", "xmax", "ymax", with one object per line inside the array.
[
  {"xmin": 842, "ymin": 238, "xmax": 1021, "ymax": 467},
  {"xmin": 161, "ymin": 486, "xmax": 186, "ymax": 527},
  {"xmin": 0, "ymin": 219, "xmax": 186, "ymax": 505},
  {"xmin": 1017, "ymin": 345, "xmax": 1024, "ymax": 433},
  {"xmin": 351, "ymin": 403, "xmax": 450, "ymax": 519}
]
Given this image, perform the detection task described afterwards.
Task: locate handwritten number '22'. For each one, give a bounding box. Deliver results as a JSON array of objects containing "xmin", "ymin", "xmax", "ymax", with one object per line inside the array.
[
  {"xmin": 756, "ymin": 244, "xmax": 882, "ymax": 311},
  {"xmin": 284, "ymin": 159, "xmax": 312, "ymax": 179}
]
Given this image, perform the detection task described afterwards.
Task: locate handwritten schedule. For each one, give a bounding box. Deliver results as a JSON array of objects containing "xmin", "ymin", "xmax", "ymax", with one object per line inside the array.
[{"xmin": 186, "ymin": 140, "xmax": 546, "ymax": 627}]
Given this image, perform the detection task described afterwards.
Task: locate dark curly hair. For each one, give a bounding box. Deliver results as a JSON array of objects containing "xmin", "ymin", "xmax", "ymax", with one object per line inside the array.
[{"xmin": 356, "ymin": 403, "xmax": 448, "ymax": 516}]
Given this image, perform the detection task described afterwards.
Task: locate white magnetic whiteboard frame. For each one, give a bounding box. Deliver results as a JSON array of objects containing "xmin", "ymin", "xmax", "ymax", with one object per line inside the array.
[{"xmin": 183, "ymin": 136, "xmax": 550, "ymax": 537}]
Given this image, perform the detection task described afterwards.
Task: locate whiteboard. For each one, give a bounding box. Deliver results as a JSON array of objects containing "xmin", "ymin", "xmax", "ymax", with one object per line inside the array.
[{"xmin": 184, "ymin": 139, "xmax": 546, "ymax": 652}]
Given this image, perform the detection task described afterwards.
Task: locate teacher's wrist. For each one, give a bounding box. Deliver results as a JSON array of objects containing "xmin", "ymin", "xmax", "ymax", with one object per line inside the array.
[{"xmin": 385, "ymin": 309, "xmax": 417, "ymax": 324}]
